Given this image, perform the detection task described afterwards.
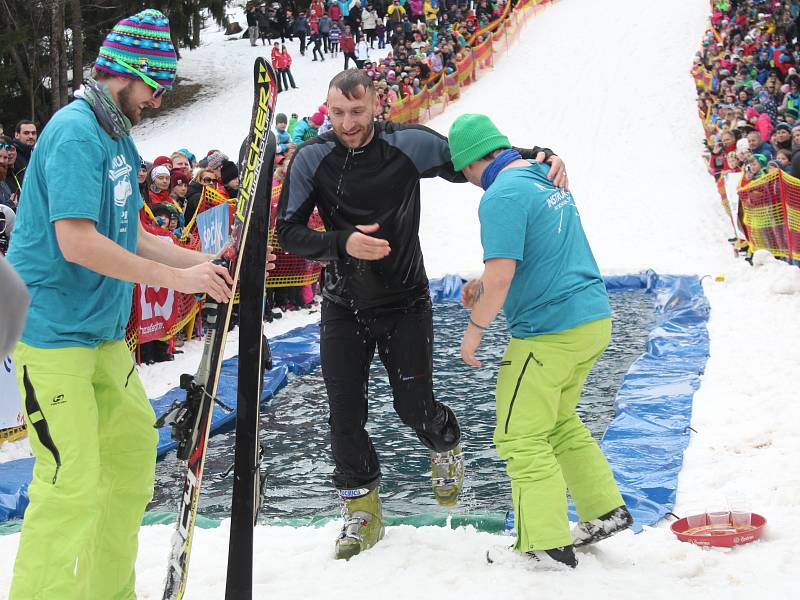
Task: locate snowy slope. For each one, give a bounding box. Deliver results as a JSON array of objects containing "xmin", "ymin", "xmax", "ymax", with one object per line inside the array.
[{"xmin": 2, "ymin": 1, "xmax": 798, "ymax": 599}]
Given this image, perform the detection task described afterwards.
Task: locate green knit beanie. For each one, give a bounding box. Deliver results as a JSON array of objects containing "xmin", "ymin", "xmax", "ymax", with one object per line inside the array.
[{"xmin": 448, "ymin": 114, "xmax": 511, "ymax": 172}]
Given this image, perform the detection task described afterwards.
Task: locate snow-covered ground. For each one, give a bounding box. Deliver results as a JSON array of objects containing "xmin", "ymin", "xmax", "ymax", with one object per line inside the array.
[{"xmin": 2, "ymin": 0, "xmax": 798, "ymax": 597}]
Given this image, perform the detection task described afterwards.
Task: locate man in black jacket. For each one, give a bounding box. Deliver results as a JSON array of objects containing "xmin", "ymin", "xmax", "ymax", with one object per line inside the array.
[
  {"xmin": 246, "ymin": 5, "xmax": 258, "ymax": 46},
  {"xmin": 277, "ymin": 69, "xmax": 567, "ymax": 559},
  {"xmin": 10, "ymin": 120, "xmax": 36, "ymax": 190}
]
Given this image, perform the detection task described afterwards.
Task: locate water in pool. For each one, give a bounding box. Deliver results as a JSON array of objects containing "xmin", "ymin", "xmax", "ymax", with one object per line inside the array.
[{"xmin": 150, "ymin": 290, "xmax": 654, "ymax": 520}]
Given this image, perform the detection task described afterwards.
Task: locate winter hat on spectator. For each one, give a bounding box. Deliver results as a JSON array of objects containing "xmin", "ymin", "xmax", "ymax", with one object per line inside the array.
[
  {"xmin": 153, "ymin": 155, "xmax": 172, "ymax": 168},
  {"xmin": 220, "ymin": 160, "xmax": 239, "ymax": 185},
  {"xmin": 318, "ymin": 104, "xmax": 328, "ymax": 115},
  {"xmin": 776, "ymin": 123, "xmax": 792, "ymax": 133},
  {"xmin": 309, "ymin": 112, "xmax": 325, "ymax": 127},
  {"xmin": 170, "ymin": 169, "xmax": 189, "ymax": 187},
  {"xmin": 152, "ymin": 165, "xmax": 170, "ymax": 179},
  {"xmin": 276, "ymin": 113, "xmax": 288, "ymax": 125},
  {"xmin": 178, "ymin": 148, "xmax": 196, "ymax": 163},
  {"xmin": 206, "ymin": 151, "xmax": 227, "ymax": 171},
  {"xmin": 152, "ymin": 203, "xmax": 175, "ymax": 220},
  {"xmin": 447, "ymin": 114, "xmax": 511, "ymax": 172},
  {"xmin": 94, "ymin": 9, "xmax": 178, "ymax": 90}
]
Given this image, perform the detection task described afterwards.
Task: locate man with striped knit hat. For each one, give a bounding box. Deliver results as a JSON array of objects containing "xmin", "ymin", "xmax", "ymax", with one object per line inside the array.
[{"xmin": 5, "ymin": 9, "xmax": 237, "ymax": 599}]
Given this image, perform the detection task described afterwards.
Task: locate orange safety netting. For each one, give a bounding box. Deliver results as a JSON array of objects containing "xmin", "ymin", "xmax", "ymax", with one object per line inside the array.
[
  {"xmin": 738, "ymin": 169, "xmax": 800, "ymax": 262},
  {"xmin": 383, "ymin": 0, "xmax": 548, "ymax": 126},
  {"xmin": 267, "ymin": 180, "xmax": 324, "ymax": 288},
  {"xmin": 182, "ymin": 185, "xmax": 235, "ymax": 240}
]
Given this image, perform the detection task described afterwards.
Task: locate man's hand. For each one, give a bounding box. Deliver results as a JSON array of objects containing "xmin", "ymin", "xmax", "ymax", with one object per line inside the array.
[
  {"xmin": 461, "ymin": 325, "xmax": 483, "ymax": 368},
  {"xmin": 461, "ymin": 278, "xmax": 482, "ymax": 309},
  {"xmin": 267, "ymin": 244, "xmax": 276, "ymax": 274},
  {"xmin": 345, "ymin": 223, "xmax": 391, "ymax": 260},
  {"xmin": 533, "ymin": 151, "xmax": 569, "ymax": 190},
  {"xmin": 173, "ymin": 261, "xmax": 233, "ymax": 303}
]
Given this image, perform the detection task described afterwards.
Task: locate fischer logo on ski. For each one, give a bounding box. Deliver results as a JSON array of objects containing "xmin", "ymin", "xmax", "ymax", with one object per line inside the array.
[{"xmin": 159, "ymin": 57, "xmax": 278, "ymax": 600}]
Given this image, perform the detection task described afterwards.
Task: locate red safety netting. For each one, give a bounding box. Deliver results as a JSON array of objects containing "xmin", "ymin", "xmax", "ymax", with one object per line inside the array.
[{"xmin": 738, "ymin": 169, "xmax": 800, "ymax": 262}]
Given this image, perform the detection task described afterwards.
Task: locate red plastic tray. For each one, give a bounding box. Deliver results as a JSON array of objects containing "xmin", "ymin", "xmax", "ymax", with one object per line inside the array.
[{"xmin": 671, "ymin": 513, "xmax": 767, "ymax": 547}]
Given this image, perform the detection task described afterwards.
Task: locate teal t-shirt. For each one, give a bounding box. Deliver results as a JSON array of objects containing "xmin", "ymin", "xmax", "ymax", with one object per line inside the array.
[
  {"xmin": 7, "ymin": 100, "xmax": 142, "ymax": 348},
  {"xmin": 479, "ymin": 161, "xmax": 610, "ymax": 338}
]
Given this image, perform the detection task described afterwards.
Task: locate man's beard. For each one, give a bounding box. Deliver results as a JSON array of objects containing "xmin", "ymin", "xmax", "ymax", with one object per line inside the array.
[
  {"xmin": 118, "ymin": 82, "xmax": 142, "ymax": 125},
  {"xmin": 337, "ymin": 118, "xmax": 376, "ymax": 149}
]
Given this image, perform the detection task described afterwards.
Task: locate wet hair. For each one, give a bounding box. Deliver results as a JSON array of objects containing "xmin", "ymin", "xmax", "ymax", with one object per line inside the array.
[{"xmin": 328, "ymin": 69, "xmax": 375, "ymax": 100}]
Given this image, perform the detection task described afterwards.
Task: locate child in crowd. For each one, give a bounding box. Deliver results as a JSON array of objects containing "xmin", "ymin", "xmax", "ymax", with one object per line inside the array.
[
  {"xmin": 271, "ymin": 42, "xmax": 284, "ymax": 92},
  {"xmin": 329, "ymin": 22, "xmax": 341, "ymax": 57},
  {"xmin": 775, "ymin": 148, "xmax": 792, "ymax": 171},
  {"xmin": 149, "ymin": 165, "xmax": 172, "ymax": 205},
  {"xmin": 311, "ymin": 30, "xmax": 325, "ymax": 61},
  {"xmin": 744, "ymin": 153, "xmax": 767, "ymax": 183},
  {"xmin": 169, "ymin": 169, "xmax": 190, "ymax": 221},
  {"xmin": 275, "ymin": 113, "xmax": 294, "ymax": 155},
  {"xmin": 376, "ymin": 19, "xmax": 386, "ymax": 49},
  {"xmin": 279, "ymin": 44, "xmax": 298, "ymax": 91}
]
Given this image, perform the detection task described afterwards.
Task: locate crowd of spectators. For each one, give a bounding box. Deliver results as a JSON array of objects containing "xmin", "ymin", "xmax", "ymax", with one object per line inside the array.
[
  {"xmin": 243, "ymin": 0, "xmax": 513, "ymax": 113},
  {"xmin": 695, "ymin": 0, "xmax": 800, "ymax": 253},
  {"xmin": 0, "ymin": 120, "xmax": 37, "ymax": 254}
]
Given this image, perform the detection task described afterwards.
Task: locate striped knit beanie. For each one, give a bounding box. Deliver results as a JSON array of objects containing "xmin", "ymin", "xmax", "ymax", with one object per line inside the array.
[{"xmin": 95, "ymin": 9, "xmax": 178, "ymax": 89}]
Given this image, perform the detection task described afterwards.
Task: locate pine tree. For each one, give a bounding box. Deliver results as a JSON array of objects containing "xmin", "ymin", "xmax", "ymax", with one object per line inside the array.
[{"xmin": 0, "ymin": 0, "xmax": 230, "ymax": 128}]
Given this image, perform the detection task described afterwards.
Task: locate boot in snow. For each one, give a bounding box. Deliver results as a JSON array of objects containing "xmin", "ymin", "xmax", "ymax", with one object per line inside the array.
[
  {"xmin": 334, "ymin": 488, "xmax": 385, "ymax": 560},
  {"xmin": 431, "ymin": 444, "xmax": 464, "ymax": 507},
  {"xmin": 571, "ymin": 505, "xmax": 633, "ymax": 547},
  {"xmin": 486, "ymin": 544, "xmax": 578, "ymax": 569}
]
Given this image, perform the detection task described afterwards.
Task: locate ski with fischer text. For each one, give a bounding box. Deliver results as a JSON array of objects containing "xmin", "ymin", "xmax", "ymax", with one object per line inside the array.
[{"xmin": 155, "ymin": 57, "xmax": 278, "ymax": 600}]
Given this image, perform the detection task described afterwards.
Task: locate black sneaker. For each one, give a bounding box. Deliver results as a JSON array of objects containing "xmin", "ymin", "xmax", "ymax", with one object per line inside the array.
[
  {"xmin": 571, "ymin": 505, "xmax": 633, "ymax": 547},
  {"xmin": 486, "ymin": 544, "xmax": 577, "ymax": 569},
  {"xmin": 530, "ymin": 545, "xmax": 578, "ymax": 568}
]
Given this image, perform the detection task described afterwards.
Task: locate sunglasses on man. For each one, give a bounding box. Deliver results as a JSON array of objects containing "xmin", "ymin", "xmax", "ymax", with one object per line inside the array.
[
  {"xmin": 114, "ymin": 57, "xmax": 167, "ymax": 99},
  {"xmin": 0, "ymin": 144, "xmax": 12, "ymax": 151}
]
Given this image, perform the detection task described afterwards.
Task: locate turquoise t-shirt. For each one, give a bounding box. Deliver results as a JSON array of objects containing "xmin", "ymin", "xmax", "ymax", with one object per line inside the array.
[
  {"xmin": 7, "ymin": 100, "xmax": 142, "ymax": 348},
  {"xmin": 479, "ymin": 161, "xmax": 610, "ymax": 338}
]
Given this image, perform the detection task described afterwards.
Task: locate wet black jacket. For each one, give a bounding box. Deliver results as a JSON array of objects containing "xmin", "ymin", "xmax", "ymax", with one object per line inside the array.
[{"xmin": 277, "ymin": 120, "xmax": 553, "ymax": 310}]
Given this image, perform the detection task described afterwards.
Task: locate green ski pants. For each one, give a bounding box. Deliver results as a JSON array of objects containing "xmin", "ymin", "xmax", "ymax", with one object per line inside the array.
[
  {"xmin": 493, "ymin": 318, "xmax": 624, "ymax": 552},
  {"xmin": 10, "ymin": 340, "xmax": 158, "ymax": 600}
]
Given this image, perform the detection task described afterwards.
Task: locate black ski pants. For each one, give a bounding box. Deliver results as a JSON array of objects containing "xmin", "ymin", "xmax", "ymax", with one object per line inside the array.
[
  {"xmin": 320, "ymin": 296, "xmax": 461, "ymax": 491},
  {"xmin": 343, "ymin": 51, "xmax": 357, "ymax": 69}
]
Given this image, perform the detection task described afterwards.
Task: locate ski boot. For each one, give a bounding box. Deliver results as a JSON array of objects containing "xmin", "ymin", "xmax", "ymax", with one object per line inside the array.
[
  {"xmin": 486, "ymin": 544, "xmax": 578, "ymax": 569},
  {"xmin": 571, "ymin": 505, "xmax": 633, "ymax": 547},
  {"xmin": 334, "ymin": 488, "xmax": 385, "ymax": 560},
  {"xmin": 431, "ymin": 444, "xmax": 464, "ymax": 507}
]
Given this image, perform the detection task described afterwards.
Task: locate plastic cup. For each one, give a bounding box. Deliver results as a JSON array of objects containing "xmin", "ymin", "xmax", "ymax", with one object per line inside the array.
[
  {"xmin": 730, "ymin": 509, "xmax": 751, "ymax": 528},
  {"xmin": 728, "ymin": 495, "xmax": 751, "ymax": 528},
  {"xmin": 707, "ymin": 510, "xmax": 730, "ymax": 527},
  {"xmin": 685, "ymin": 507, "xmax": 707, "ymax": 529}
]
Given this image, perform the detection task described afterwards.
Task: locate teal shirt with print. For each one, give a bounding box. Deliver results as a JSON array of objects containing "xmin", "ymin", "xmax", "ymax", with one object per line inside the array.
[
  {"xmin": 7, "ymin": 100, "xmax": 142, "ymax": 348},
  {"xmin": 479, "ymin": 161, "xmax": 610, "ymax": 338}
]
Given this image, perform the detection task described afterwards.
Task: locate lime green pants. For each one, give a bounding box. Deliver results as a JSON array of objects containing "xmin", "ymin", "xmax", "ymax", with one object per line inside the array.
[
  {"xmin": 493, "ymin": 318, "xmax": 624, "ymax": 552},
  {"xmin": 10, "ymin": 340, "xmax": 158, "ymax": 600}
]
